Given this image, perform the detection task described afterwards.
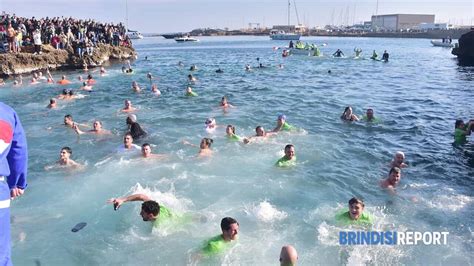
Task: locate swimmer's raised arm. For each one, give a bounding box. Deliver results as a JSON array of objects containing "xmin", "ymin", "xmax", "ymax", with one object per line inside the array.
[
  {"xmin": 182, "ymin": 140, "xmax": 198, "ymax": 148},
  {"xmin": 73, "ymin": 124, "xmax": 85, "ymax": 135},
  {"xmin": 107, "ymin": 193, "xmax": 151, "ymax": 210}
]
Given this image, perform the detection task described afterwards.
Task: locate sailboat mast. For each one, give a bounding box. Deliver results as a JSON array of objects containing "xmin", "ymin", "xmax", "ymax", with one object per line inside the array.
[
  {"xmin": 125, "ymin": 0, "xmax": 129, "ymax": 31},
  {"xmin": 287, "ymin": 0, "xmax": 291, "ymax": 26}
]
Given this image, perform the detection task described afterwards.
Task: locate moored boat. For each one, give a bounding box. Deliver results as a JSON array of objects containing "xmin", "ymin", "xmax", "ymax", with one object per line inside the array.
[
  {"xmin": 175, "ymin": 36, "xmax": 199, "ymax": 42},
  {"xmin": 430, "ymin": 40, "xmax": 453, "ymax": 47}
]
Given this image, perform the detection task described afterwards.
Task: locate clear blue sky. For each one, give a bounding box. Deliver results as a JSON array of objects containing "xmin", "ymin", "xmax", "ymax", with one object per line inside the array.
[{"xmin": 1, "ymin": 0, "xmax": 473, "ymax": 33}]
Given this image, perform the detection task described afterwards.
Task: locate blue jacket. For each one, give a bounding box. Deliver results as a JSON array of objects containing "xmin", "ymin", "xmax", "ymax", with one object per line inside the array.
[{"xmin": 0, "ymin": 102, "xmax": 28, "ymax": 190}]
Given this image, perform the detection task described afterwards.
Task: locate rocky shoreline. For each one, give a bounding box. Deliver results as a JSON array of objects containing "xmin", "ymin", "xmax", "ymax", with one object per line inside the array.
[{"xmin": 0, "ymin": 44, "xmax": 137, "ymax": 77}]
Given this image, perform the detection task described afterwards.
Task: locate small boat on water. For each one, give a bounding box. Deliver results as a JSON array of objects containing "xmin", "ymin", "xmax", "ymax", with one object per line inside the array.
[
  {"xmin": 175, "ymin": 36, "xmax": 199, "ymax": 42},
  {"xmin": 162, "ymin": 32, "xmax": 186, "ymax": 39},
  {"xmin": 270, "ymin": 30, "xmax": 301, "ymax": 41},
  {"xmin": 126, "ymin": 30, "xmax": 143, "ymax": 40},
  {"xmin": 430, "ymin": 40, "xmax": 454, "ymax": 47}
]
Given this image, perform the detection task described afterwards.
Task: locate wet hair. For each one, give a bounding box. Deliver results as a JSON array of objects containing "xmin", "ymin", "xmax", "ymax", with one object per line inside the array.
[
  {"xmin": 202, "ymin": 138, "xmax": 214, "ymax": 147},
  {"xmin": 124, "ymin": 132, "xmax": 133, "ymax": 139},
  {"xmin": 94, "ymin": 120, "xmax": 102, "ymax": 126},
  {"xmin": 61, "ymin": 146, "xmax": 72, "ymax": 154},
  {"xmin": 141, "ymin": 200, "xmax": 160, "ymax": 216},
  {"xmin": 68, "ymin": 90, "xmax": 74, "ymax": 96},
  {"xmin": 389, "ymin": 167, "xmax": 401, "ymax": 175},
  {"xmin": 256, "ymin": 126, "xmax": 263, "ymax": 132},
  {"xmin": 284, "ymin": 144, "xmax": 294, "ymax": 151},
  {"xmin": 220, "ymin": 217, "xmax": 238, "ymax": 231},
  {"xmin": 227, "ymin": 125, "xmax": 236, "ymax": 134},
  {"xmin": 62, "ymin": 89, "xmax": 69, "ymax": 95},
  {"xmin": 130, "ymin": 122, "xmax": 147, "ymax": 139},
  {"xmin": 50, "ymin": 98, "xmax": 56, "ymax": 104},
  {"xmin": 455, "ymin": 119, "xmax": 464, "ymax": 129},
  {"xmin": 87, "ymin": 74, "xmax": 92, "ymax": 79},
  {"xmin": 348, "ymin": 197, "xmax": 364, "ymax": 207},
  {"xmin": 142, "ymin": 143, "xmax": 151, "ymax": 149},
  {"xmin": 64, "ymin": 114, "xmax": 73, "ymax": 120},
  {"xmin": 341, "ymin": 106, "xmax": 352, "ymax": 119}
]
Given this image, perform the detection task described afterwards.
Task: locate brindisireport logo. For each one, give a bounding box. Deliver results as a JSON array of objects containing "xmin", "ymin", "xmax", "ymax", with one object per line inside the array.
[{"xmin": 339, "ymin": 231, "xmax": 449, "ymax": 245}]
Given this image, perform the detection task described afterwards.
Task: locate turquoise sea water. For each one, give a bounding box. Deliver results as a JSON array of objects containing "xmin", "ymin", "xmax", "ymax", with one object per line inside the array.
[{"xmin": 2, "ymin": 36, "xmax": 473, "ymax": 265}]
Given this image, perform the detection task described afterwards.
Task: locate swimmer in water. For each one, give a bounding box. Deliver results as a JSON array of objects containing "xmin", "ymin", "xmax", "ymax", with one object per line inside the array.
[
  {"xmin": 189, "ymin": 64, "xmax": 197, "ymax": 71},
  {"xmin": 80, "ymin": 82, "xmax": 93, "ymax": 91},
  {"xmin": 132, "ymin": 81, "xmax": 141, "ymax": 92},
  {"xmin": 204, "ymin": 118, "xmax": 217, "ymax": 133},
  {"xmin": 183, "ymin": 138, "xmax": 214, "ymax": 157},
  {"xmin": 220, "ymin": 96, "xmax": 234, "ymax": 108},
  {"xmin": 333, "ymin": 49, "xmax": 344, "ymax": 57},
  {"xmin": 225, "ymin": 125, "xmax": 242, "ymax": 141},
  {"xmin": 86, "ymin": 74, "xmax": 95, "ymax": 85},
  {"xmin": 275, "ymin": 144, "xmax": 296, "ymax": 167},
  {"xmin": 13, "ymin": 75, "xmax": 23, "ymax": 86},
  {"xmin": 454, "ymin": 119, "xmax": 473, "ymax": 144},
  {"xmin": 126, "ymin": 114, "xmax": 147, "ymax": 139},
  {"xmin": 47, "ymin": 98, "xmax": 57, "ymax": 109},
  {"xmin": 63, "ymin": 114, "xmax": 88, "ymax": 129},
  {"xmin": 201, "ymin": 217, "xmax": 239, "ymax": 256},
  {"xmin": 45, "ymin": 146, "xmax": 82, "ymax": 169},
  {"xmin": 245, "ymin": 64, "xmax": 251, "ymax": 71},
  {"xmin": 141, "ymin": 143, "xmax": 167, "ymax": 159},
  {"xmin": 30, "ymin": 76, "xmax": 39, "ymax": 85},
  {"xmin": 0, "ymin": 78, "xmax": 5, "ymax": 86},
  {"xmin": 335, "ymin": 197, "xmax": 372, "ymax": 225},
  {"xmin": 151, "ymin": 84, "xmax": 161, "ymax": 96},
  {"xmin": 73, "ymin": 120, "xmax": 111, "ymax": 135},
  {"xmin": 360, "ymin": 108, "xmax": 377, "ymax": 122},
  {"xmin": 340, "ymin": 106, "xmax": 359, "ymax": 122},
  {"xmin": 107, "ymin": 193, "xmax": 174, "ymax": 227},
  {"xmin": 279, "ymin": 245, "xmax": 298, "ymax": 266},
  {"xmin": 37, "ymin": 71, "xmax": 47, "ymax": 80},
  {"xmin": 185, "ymin": 86, "xmax": 198, "ymax": 97},
  {"xmin": 117, "ymin": 133, "xmax": 141, "ymax": 153},
  {"xmin": 215, "ymin": 68, "xmax": 224, "ymax": 73},
  {"xmin": 272, "ymin": 114, "xmax": 295, "ymax": 132},
  {"xmin": 122, "ymin": 99, "xmax": 137, "ymax": 112},
  {"xmin": 188, "ymin": 74, "xmax": 197, "ymax": 82},
  {"xmin": 390, "ymin": 151, "xmax": 408, "ymax": 168},
  {"xmin": 178, "ymin": 61, "xmax": 184, "ymax": 67},
  {"xmin": 380, "ymin": 167, "xmax": 401, "ymax": 192},
  {"xmin": 243, "ymin": 126, "xmax": 276, "ymax": 144},
  {"xmin": 99, "ymin": 66, "xmax": 107, "ymax": 76},
  {"xmin": 354, "ymin": 48, "xmax": 362, "ymax": 57},
  {"xmin": 46, "ymin": 69, "xmax": 54, "ymax": 83},
  {"xmin": 57, "ymin": 75, "xmax": 71, "ymax": 85}
]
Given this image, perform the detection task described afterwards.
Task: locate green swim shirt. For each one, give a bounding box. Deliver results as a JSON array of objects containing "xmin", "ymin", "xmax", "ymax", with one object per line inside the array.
[
  {"xmin": 152, "ymin": 205, "xmax": 173, "ymax": 227},
  {"xmin": 454, "ymin": 127, "xmax": 467, "ymax": 143},
  {"xmin": 202, "ymin": 235, "xmax": 231, "ymax": 256},
  {"xmin": 335, "ymin": 211, "xmax": 373, "ymax": 226},
  {"xmin": 275, "ymin": 156, "xmax": 296, "ymax": 167},
  {"xmin": 186, "ymin": 91, "xmax": 198, "ymax": 97},
  {"xmin": 227, "ymin": 134, "xmax": 241, "ymax": 142},
  {"xmin": 282, "ymin": 122, "xmax": 295, "ymax": 131},
  {"xmin": 361, "ymin": 116, "xmax": 380, "ymax": 123}
]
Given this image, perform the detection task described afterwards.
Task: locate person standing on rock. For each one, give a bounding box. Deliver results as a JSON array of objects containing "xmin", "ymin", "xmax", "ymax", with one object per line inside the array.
[
  {"xmin": 7, "ymin": 23, "xmax": 16, "ymax": 53},
  {"xmin": 33, "ymin": 29, "xmax": 42, "ymax": 55}
]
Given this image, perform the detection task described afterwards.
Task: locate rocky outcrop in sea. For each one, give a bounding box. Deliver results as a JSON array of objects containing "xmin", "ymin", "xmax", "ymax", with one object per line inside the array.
[{"xmin": 0, "ymin": 44, "xmax": 137, "ymax": 76}]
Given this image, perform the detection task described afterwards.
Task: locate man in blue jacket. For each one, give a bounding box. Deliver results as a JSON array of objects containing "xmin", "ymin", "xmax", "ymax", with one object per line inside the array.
[{"xmin": 0, "ymin": 102, "xmax": 28, "ymax": 266}]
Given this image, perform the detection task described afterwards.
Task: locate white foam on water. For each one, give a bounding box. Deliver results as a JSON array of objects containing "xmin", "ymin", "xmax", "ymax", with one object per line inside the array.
[
  {"xmin": 246, "ymin": 201, "xmax": 288, "ymax": 223},
  {"xmin": 426, "ymin": 194, "xmax": 472, "ymax": 211}
]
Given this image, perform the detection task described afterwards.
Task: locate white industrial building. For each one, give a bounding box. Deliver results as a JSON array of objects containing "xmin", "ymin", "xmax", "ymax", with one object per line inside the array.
[{"xmin": 371, "ymin": 14, "xmax": 435, "ymax": 31}]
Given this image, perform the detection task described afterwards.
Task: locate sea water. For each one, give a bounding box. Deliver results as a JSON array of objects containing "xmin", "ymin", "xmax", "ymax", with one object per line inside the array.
[{"xmin": 2, "ymin": 36, "xmax": 473, "ymax": 265}]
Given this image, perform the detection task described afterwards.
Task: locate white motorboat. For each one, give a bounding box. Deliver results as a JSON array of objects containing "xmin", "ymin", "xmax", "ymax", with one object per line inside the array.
[
  {"xmin": 126, "ymin": 30, "xmax": 144, "ymax": 40},
  {"xmin": 270, "ymin": 30, "xmax": 301, "ymax": 40},
  {"xmin": 175, "ymin": 36, "xmax": 199, "ymax": 42},
  {"xmin": 430, "ymin": 40, "xmax": 453, "ymax": 47}
]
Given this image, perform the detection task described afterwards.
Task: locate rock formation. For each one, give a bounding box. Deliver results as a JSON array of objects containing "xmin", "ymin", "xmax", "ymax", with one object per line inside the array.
[{"xmin": 0, "ymin": 44, "xmax": 137, "ymax": 76}]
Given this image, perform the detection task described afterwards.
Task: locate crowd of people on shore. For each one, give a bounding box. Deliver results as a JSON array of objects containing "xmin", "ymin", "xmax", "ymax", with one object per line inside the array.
[{"xmin": 0, "ymin": 13, "xmax": 131, "ymax": 55}]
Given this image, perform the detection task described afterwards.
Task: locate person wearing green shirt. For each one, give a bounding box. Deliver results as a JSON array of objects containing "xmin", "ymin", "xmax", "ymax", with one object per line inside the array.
[
  {"xmin": 108, "ymin": 193, "xmax": 173, "ymax": 227},
  {"xmin": 360, "ymin": 108, "xmax": 379, "ymax": 123},
  {"xmin": 226, "ymin": 125, "xmax": 242, "ymax": 142},
  {"xmin": 202, "ymin": 217, "xmax": 239, "ymax": 256},
  {"xmin": 272, "ymin": 114, "xmax": 295, "ymax": 132},
  {"xmin": 276, "ymin": 144, "xmax": 296, "ymax": 167},
  {"xmin": 454, "ymin": 119, "xmax": 473, "ymax": 144},
  {"xmin": 185, "ymin": 86, "xmax": 198, "ymax": 97},
  {"xmin": 335, "ymin": 197, "xmax": 373, "ymax": 226}
]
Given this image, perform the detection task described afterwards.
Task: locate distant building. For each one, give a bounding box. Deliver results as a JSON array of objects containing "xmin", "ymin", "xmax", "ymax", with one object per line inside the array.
[
  {"xmin": 416, "ymin": 23, "xmax": 453, "ymax": 30},
  {"xmin": 371, "ymin": 14, "xmax": 435, "ymax": 31}
]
